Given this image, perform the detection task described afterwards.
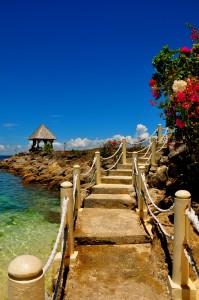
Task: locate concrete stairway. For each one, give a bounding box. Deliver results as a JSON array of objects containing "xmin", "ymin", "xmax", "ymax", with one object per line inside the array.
[
  {"xmin": 75, "ymin": 159, "xmax": 150, "ymax": 245},
  {"xmin": 64, "ymin": 150, "xmax": 170, "ymax": 299}
]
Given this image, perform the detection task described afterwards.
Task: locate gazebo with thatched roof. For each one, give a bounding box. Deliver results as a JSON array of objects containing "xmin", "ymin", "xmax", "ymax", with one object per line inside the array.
[{"xmin": 28, "ymin": 124, "xmax": 56, "ymax": 152}]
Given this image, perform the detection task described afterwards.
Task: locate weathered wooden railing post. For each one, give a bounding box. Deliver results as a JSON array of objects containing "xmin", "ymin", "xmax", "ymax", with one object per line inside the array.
[
  {"xmin": 73, "ymin": 165, "xmax": 81, "ymax": 217},
  {"xmin": 95, "ymin": 151, "xmax": 101, "ymax": 184},
  {"xmin": 168, "ymin": 190, "xmax": 196, "ymax": 300},
  {"xmin": 132, "ymin": 151, "xmax": 138, "ymax": 186},
  {"xmin": 151, "ymin": 136, "xmax": 157, "ymax": 167},
  {"xmin": 122, "ymin": 138, "xmax": 126, "ymax": 164},
  {"xmin": 8, "ymin": 255, "xmax": 45, "ymax": 300},
  {"xmin": 60, "ymin": 181, "xmax": 76, "ymax": 265},
  {"xmin": 137, "ymin": 165, "xmax": 147, "ymax": 220}
]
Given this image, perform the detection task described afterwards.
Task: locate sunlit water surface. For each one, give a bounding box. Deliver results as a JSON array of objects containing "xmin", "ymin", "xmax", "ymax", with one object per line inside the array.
[{"xmin": 0, "ymin": 158, "xmax": 60, "ymax": 300}]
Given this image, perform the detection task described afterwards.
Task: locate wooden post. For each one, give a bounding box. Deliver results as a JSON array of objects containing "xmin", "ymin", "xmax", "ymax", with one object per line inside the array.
[
  {"xmin": 8, "ymin": 255, "xmax": 45, "ymax": 300},
  {"xmin": 136, "ymin": 165, "xmax": 147, "ymax": 220},
  {"xmin": 157, "ymin": 124, "xmax": 162, "ymax": 143},
  {"xmin": 73, "ymin": 165, "xmax": 81, "ymax": 217},
  {"xmin": 122, "ymin": 138, "xmax": 126, "ymax": 164},
  {"xmin": 132, "ymin": 151, "xmax": 138, "ymax": 186},
  {"xmin": 168, "ymin": 190, "xmax": 196, "ymax": 300},
  {"xmin": 60, "ymin": 181, "xmax": 74, "ymax": 259},
  {"xmin": 95, "ymin": 151, "xmax": 101, "ymax": 184},
  {"xmin": 151, "ymin": 136, "xmax": 157, "ymax": 167}
]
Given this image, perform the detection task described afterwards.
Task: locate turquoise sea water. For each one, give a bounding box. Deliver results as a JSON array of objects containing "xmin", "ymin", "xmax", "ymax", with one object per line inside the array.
[{"xmin": 0, "ymin": 156, "xmax": 60, "ymax": 300}]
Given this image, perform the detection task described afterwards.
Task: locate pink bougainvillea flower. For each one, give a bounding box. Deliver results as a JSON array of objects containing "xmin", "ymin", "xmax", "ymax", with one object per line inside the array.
[
  {"xmin": 196, "ymin": 106, "xmax": 199, "ymax": 114},
  {"xmin": 176, "ymin": 91, "xmax": 186, "ymax": 103},
  {"xmin": 181, "ymin": 46, "xmax": 192, "ymax": 53},
  {"xmin": 176, "ymin": 119, "xmax": 185, "ymax": 128},
  {"xmin": 151, "ymin": 89, "xmax": 159, "ymax": 99},
  {"xmin": 150, "ymin": 99, "xmax": 157, "ymax": 106},
  {"xmin": 189, "ymin": 94, "xmax": 199, "ymax": 102},
  {"xmin": 149, "ymin": 79, "xmax": 156, "ymax": 86},
  {"xmin": 182, "ymin": 102, "xmax": 190, "ymax": 109},
  {"xmin": 189, "ymin": 112, "xmax": 195, "ymax": 118}
]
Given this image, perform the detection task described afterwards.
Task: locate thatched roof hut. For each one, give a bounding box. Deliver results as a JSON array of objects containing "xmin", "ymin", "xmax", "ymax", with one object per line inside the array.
[{"xmin": 28, "ymin": 124, "xmax": 56, "ymax": 151}]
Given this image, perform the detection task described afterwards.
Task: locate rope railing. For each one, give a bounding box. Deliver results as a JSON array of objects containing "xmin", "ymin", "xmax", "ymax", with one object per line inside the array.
[
  {"xmin": 43, "ymin": 196, "xmax": 69, "ymax": 275},
  {"xmin": 104, "ymin": 152, "xmax": 123, "ymax": 171},
  {"xmin": 81, "ymin": 157, "xmax": 96, "ymax": 176},
  {"xmin": 184, "ymin": 245, "xmax": 199, "ymax": 278},
  {"xmin": 186, "ymin": 207, "xmax": 199, "ymax": 233},
  {"xmin": 101, "ymin": 142, "xmax": 123, "ymax": 161},
  {"xmin": 81, "ymin": 170, "xmax": 96, "ymax": 191},
  {"xmin": 127, "ymin": 128, "xmax": 158, "ymax": 146},
  {"xmin": 141, "ymin": 174, "xmax": 174, "ymax": 213},
  {"xmin": 127, "ymin": 143, "xmax": 150, "ymax": 154},
  {"xmin": 142, "ymin": 192, "xmax": 174, "ymax": 240},
  {"xmin": 51, "ymin": 225, "xmax": 68, "ymax": 300},
  {"xmin": 132, "ymin": 151, "xmax": 198, "ymax": 298}
]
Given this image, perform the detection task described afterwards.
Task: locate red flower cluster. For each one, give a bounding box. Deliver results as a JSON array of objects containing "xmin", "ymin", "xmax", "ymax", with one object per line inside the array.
[
  {"xmin": 173, "ymin": 78, "xmax": 199, "ymax": 128},
  {"xmin": 149, "ymin": 79, "xmax": 156, "ymax": 86},
  {"xmin": 191, "ymin": 28, "xmax": 199, "ymax": 42},
  {"xmin": 181, "ymin": 46, "xmax": 192, "ymax": 53}
]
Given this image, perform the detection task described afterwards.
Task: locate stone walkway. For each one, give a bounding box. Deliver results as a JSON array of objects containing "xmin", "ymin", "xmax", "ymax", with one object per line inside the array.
[{"xmin": 63, "ymin": 160, "xmax": 171, "ymax": 299}]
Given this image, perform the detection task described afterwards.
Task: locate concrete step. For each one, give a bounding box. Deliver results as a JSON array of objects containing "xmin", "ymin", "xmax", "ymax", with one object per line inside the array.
[
  {"xmin": 75, "ymin": 208, "xmax": 151, "ymax": 245},
  {"xmin": 101, "ymin": 175, "xmax": 132, "ymax": 185},
  {"xmin": 64, "ymin": 244, "xmax": 170, "ymax": 300},
  {"xmin": 91, "ymin": 184, "xmax": 134, "ymax": 194},
  {"xmin": 108, "ymin": 169, "xmax": 132, "ymax": 176},
  {"xmin": 117, "ymin": 163, "xmax": 132, "ymax": 170},
  {"xmin": 84, "ymin": 193, "xmax": 135, "ymax": 209}
]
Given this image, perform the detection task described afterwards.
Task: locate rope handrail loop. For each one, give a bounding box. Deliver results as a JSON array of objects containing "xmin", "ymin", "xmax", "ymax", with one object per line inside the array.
[
  {"xmin": 128, "ymin": 128, "xmax": 158, "ymax": 146},
  {"xmin": 156, "ymin": 138, "xmax": 168, "ymax": 153},
  {"xmin": 81, "ymin": 170, "xmax": 96, "ymax": 192},
  {"xmin": 133, "ymin": 157, "xmax": 139, "ymax": 176},
  {"xmin": 139, "ymin": 143, "xmax": 152, "ymax": 158},
  {"xmin": 142, "ymin": 192, "xmax": 174, "ymax": 240},
  {"xmin": 141, "ymin": 173, "xmax": 175, "ymax": 213},
  {"xmin": 105, "ymin": 152, "xmax": 123, "ymax": 171},
  {"xmin": 43, "ymin": 196, "xmax": 69, "ymax": 275},
  {"xmin": 73, "ymin": 174, "xmax": 78, "ymax": 201},
  {"xmin": 51, "ymin": 225, "xmax": 68, "ymax": 300},
  {"xmin": 133, "ymin": 143, "xmax": 151, "ymax": 154},
  {"xmin": 101, "ymin": 142, "xmax": 123, "ymax": 161},
  {"xmin": 158, "ymin": 127, "xmax": 169, "ymax": 143},
  {"xmin": 186, "ymin": 207, "xmax": 199, "ymax": 233},
  {"xmin": 73, "ymin": 174, "xmax": 78, "ymax": 218},
  {"xmin": 143, "ymin": 153, "xmax": 152, "ymax": 167},
  {"xmin": 81, "ymin": 157, "xmax": 96, "ymax": 176},
  {"xmin": 184, "ymin": 245, "xmax": 199, "ymax": 278}
]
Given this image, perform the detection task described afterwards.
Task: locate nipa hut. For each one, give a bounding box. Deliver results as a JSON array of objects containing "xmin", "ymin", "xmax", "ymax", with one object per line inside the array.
[{"xmin": 28, "ymin": 124, "xmax": 56, "ymax": 152}]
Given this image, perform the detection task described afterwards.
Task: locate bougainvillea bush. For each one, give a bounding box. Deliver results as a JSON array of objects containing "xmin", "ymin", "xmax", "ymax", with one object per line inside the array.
[{"xmin": 149, "ymin": 24, "xmax": 199, "ymax": 150}]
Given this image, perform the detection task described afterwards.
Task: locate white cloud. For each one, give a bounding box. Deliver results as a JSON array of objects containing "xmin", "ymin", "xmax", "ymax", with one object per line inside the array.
[
  {"xmin": 0, "ymin": 124, "xmax": 150, "ymax": 154},
  {"xmin": 64, "ymin": 138, "xmax": 104, "ymax": 150},
  {"xmin": 2, "ymin": 123, "xmax": 19, "ymax": 128},
  {"xmin": 134, "ymin": 124, "xmax": 149, "ymax": 141}
]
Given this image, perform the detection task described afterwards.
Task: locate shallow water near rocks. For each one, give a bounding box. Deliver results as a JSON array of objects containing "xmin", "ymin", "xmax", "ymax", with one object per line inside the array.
[{"xmin": 0, "ymin": 167, "xmax": 60, "ymax": 300}]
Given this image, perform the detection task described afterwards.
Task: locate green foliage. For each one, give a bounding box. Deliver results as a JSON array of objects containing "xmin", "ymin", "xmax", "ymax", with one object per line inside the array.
[
  {"xmin": 42, "ymin": 143, "xmax": 53, "ymax": 153},
  {"xmin": 100, "ymin": 140, "xmax": 119, "ymax": 157},
  {"xmin": 150, "ymin": 23, "xmax": 199, "ymax": 150}
]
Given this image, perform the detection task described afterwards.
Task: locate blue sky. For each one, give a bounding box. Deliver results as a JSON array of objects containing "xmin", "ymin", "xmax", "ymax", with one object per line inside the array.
[{"xmin": 0, "ymin": 0, "xmax": 199, "ymax": 154}]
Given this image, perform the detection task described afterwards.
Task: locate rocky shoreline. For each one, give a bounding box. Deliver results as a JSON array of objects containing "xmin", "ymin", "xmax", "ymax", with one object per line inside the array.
[
  {"xmin": 0, "ymin": 150, "xmax": 97, "ymax": 192},
  {"xmin": 1, "ymin": 146, "xmax": 199, "ymax": 208}
]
